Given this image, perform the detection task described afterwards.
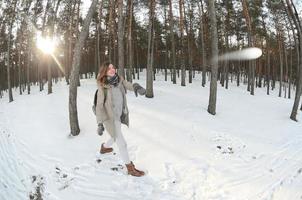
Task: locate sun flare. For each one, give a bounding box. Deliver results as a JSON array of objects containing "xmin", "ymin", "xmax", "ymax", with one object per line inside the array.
[{"xmin": 36, "ymin": 35, "xmax": 56, "ymax": 54}]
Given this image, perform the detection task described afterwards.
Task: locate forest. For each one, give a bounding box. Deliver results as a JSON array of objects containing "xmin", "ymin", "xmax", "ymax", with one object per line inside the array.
[{"xmin": 0, "ymin": 0, "xmax": 302, "ymax": 131}]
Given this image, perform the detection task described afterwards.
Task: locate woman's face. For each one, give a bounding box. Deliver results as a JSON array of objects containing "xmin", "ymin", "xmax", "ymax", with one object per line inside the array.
[{"xmin": 106, "ymin": 64, "xmax": 116, "ymax": 77}]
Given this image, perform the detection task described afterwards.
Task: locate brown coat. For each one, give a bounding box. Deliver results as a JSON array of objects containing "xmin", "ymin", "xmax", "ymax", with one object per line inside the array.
[{"xmin": 96, "ymin": 77, "xmax": 134, "ymax": 139}]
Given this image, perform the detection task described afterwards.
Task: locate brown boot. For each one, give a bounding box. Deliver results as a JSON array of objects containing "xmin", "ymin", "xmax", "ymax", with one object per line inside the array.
[
  {"xmin": 100, "ymin": 143, "xmax": 113, "ymax": 154},
  {"xmin": 125, "ymin": 161, "xmax": 145, "ymax": 177}
]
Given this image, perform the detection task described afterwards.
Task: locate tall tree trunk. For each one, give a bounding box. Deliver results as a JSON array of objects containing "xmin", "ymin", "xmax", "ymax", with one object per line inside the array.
[
  {"xmin": 27, "ymin": 40, "xmax": 31, "ymax": 95},
  {"xmin": 22, "ymin": 1, "xmax": 34, "ymax": 95},
  {"xmin": 135, "ymin": 35, "xmax": 140, "ymax": 80},
  {"xmin": 169, "ymin": 0, "xmax": 176, "ymax": 84},
  {"xmin": 198, "ymin": 1, "xmax": 207, "ymax": 87},
  {"xmin": 284, "ymin": 0, "xmax": 302, "ymax": 121},
  {"xmin": 146, "ymin": 0, "xmax": 155, "ymax": 98},
  {"xmin": 117, "ymin": 0, "xmax": 125, "ymax": 78},
  {"xmin": 284, "ymin": 42, "xmax": 288, "ymax": 98},
  {"xmin": 183, "ymin": 1, "xmax": 193, "ymax": 84},
  {"xmin": 242, "ymin": 0, "xmax": 255, "ymax": 95},
  {"xmin": 283, "ymin": 0, "xmax": 302, "ymax": 120},
  {"xmin": 75, "ymin": 0, "xmax": 81, "ymax": 87},
  {"xmin": 286, "ymin": 28, "xmax": 292, "ymax": 99},
  {"xmin": 95, "ymin": 0, "xmax": 103, "ymax": 78},
  {"xmin": 6, "ymin": 0, "xmax": 18, "ymax": 102},
  {"xmin": 69, "ymin": 0, "xmax": 98, "ymax": 136},
  {"xmin": 237, "ymin": 62, "xmax": 240, "ymax": 87},
  {"xmin": 96, "ymin": 22, "xmax": 100, "ymax": 76},
  {"xmin": 188, "ymin": 3, "xmax": 193, "ymax": 84},
  {"xmin": 108, "ymin": 0, "xmax": 115, "ymax": 63},
  {"xmin": 285, "ymin": 0, "xmax": 299, "ymax": 99},
  {"xmin": 164, "ymin": 4, "xmax": 168, "ymax": 81},
  {"xmin": 225, "ymin": 36, "xmax": 229, "ymax": 89},
  {"xmin": 66, "ymin": 0, "xmax": 77, "ymax": 85},
  {"xmin": 47, "ymin": 56, "xmax": 52, "ymax": 94},
  {"xmin": 179, "ymin": 0, "xmax": 186, "ymax": 86},
  {"xmin": 224, "ymin": 0, "xmax": 232, "ymax": 90},
  {"xmin": 46, "ymin": 0, "xmax": 62, "ymax": 93},
  {"xmin": 207, "ymin": 0, "xmax": 219, "ymax": 115},
  {"xmin": 18, "ymin": 48, "xmax": 22, "ymax": 95},
  {"xmin": 260, "ymin": 13, "xmax": 270, "ymax": 95},
  {"xmin": 39, "ymin": 0, "xmax": 51, "ymax": 91},
  {"xmin": 267, "ymin": 50, "xmax": 271, "ymax": 95},
  {"xmin": 277, "ymin": 27, "xmax": 283, "ymax": 97},
  {"xmin": 151, "ymin": 26, "xmax": 156, "ymax": 82},
  {"xmin": 127, "ymin": 0, "xmax": 134, "ymax": 82}
]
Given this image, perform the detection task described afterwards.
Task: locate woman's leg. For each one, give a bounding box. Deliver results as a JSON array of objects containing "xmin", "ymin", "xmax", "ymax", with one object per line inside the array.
[
  {"xmin": 103, "ymin": 137, "xmax": 114, "ymax": 148},
  {"xmin": 114, "ymin": 120, "xmax": 130, "ymax": 164},
  {"xmin": 102, "ymin": 120, "xmax": 115, "ymax": 148},
  {"xmin": 108, "ymin": 120, "xmax": 145, "ymax": 176},
  {"xmin": 101, "ymin": 120, "xmax": 114, "ymax": 153}
]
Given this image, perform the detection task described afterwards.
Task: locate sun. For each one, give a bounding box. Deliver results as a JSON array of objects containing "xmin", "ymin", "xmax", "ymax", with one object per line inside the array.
[{"xmin": 36, "ymin": 35, "xmax": 56, "ymax": 54}]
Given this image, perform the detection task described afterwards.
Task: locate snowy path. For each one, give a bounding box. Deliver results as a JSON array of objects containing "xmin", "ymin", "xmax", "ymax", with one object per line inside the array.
[{"xmin": 1, "ymin": 73, "xmax": 302, "ymax": 200}]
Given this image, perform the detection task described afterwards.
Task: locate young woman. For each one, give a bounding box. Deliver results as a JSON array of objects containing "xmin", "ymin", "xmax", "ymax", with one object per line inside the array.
[{"xmin": 95, "ymin": 61, "xmax": 146, "ymax": 177}]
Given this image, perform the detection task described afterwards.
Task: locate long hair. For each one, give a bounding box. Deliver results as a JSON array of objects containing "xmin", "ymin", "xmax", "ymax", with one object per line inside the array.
[
  {"xmin": 97, "ymin": 61, "xmax": 111, "ymax": 86},
  {"xmin": 97, "ymin": 61, "xmax": 121, "ymax": 86}
]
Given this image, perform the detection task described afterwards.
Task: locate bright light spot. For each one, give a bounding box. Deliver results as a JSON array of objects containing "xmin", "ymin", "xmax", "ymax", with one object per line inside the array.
[{"xmin": 36, "ymin": 34, "xmax": 56, "ymax": 54}]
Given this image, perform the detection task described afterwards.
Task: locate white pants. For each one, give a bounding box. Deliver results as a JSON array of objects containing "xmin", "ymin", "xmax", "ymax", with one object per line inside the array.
[{"xmin": 103, "ymin": 120, "xmax": 130, "ymax": 164}]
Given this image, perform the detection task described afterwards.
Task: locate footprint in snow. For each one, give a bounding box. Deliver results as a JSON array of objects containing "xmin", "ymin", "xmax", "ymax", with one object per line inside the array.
[
  {"xmin": 29, "ymin": 175, "xmax": 44, "ymax": 200},
  {"xmin": 54, "ymin": 166, "xmax": 74, "ymax": 190},
  {"xmin": 212, "ymin": 132, "xmax": 246, "ymax": 155}
]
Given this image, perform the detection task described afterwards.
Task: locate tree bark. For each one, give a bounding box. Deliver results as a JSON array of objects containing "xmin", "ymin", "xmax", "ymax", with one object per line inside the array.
[
  {"xmin": 284, "ymin": 0, "xmax": 302, "ymax": 121},
  {"xmin": 27, "ymin": 41, "xmax": 31, "ymax": 95},
  {"xmin": 108, "ymin": 0, "xmax": 115, "ymax": 63},
  {"xmin": 18, "ymin": 48, "xmax": 22, "ymax": 95},
  {"xmin": 277, "ymin": 26, "xmax": 283, "ymax": 97},
  {"xmin": 69, "ymin": 0, "xmax": 98, "ymax": 136},
  {"xmin": 267, "ymin": 50, "xmax": 271, "ymax": 95},
  {"xmin": 207, "ymin": 0, "xmax": 219, "ymax": 115},
  {"xmin": 146, "ymin": 0, "xmax": 155, "ymax": 98},
  {"xmin": 168, "ymin": 0, "xmax": 176, "ymax": 84},
  {"xmin": 95, "ymin": 0, "xmax": 103, "ymax": 78},
  {"xmin": 163, "ymin": 4, "xmax": 168, "ymax": 81},
  {"xmin": 6, "ymin": 0, "xmax": 18, "ymax": 102},
  {"xmin": 179, "ymin": 0, "xmax": 186, "ymax": 86},
  {"xmin": 117, "ymin": 0, "xmax": 125, "ymax": 78},
  {"xmin": 242, "ymin": 0, "xmax": 255, "ymax": 95},
  {"xmin": 198, "ymin": 1, "xmax": 207, "ymax": 87},
  {"xmin": 126, "ymin": 0, "xmax": 134, "ymax": 82}
]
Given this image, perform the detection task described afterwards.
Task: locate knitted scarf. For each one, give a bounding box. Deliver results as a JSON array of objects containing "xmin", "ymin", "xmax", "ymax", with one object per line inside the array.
[{"xmin": 105, "ymin": 73, "xmax": 119, "ymax": 87}]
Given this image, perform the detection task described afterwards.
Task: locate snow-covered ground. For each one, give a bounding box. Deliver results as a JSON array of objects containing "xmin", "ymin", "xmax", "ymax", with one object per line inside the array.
[{"xmin": 0, "ymin": 71, "xmax": 301, "ymax": 200}]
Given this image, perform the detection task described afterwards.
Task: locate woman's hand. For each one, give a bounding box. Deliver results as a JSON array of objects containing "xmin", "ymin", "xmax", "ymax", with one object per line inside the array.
[
  {"xmin": 97, "ymin": 123, "xmax": 105, "ymax": 136},
  {"xmin": 133, "ymin": 83, "xmax": 146, "ymax": 97}
]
